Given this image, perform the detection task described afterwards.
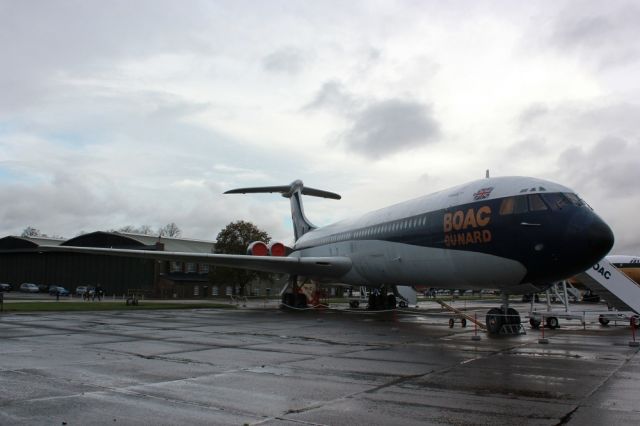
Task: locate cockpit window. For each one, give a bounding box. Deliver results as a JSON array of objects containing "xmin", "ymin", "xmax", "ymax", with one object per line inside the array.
[
  {"xmin": 499, "ymin": 195, "xmax": 528, "ymax": 215},
  {"xmin": 541, "ymin": 193, "xmax": 570, "ymax": 210},
  {"xmin": 528, "ymin": 194, "xmax": 548, "ymax": 211},
  {"xmin": 564, "ymin": 193, "xmax": 583, "ymax": 206}
]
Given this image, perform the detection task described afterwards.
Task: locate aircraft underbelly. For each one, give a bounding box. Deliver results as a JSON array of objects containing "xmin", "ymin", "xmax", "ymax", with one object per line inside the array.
[{"xmin": 298, "ymin": 241, "xmax": 527, "ymax": 289}]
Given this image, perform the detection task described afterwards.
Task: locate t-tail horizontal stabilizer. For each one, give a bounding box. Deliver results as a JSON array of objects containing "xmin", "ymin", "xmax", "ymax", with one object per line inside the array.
[{"xmin": 225, "ymin": 180, "xmax": 341, "ymax": 241}]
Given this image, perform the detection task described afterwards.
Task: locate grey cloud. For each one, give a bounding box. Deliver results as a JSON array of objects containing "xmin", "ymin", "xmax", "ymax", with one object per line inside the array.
[
  {"xmin": 0, "ymin": 170, "xmax": 126, "ymax": 237},
  {"xmin": 517, "ymin": 104, "xmax": 549, "ymax": 129},
  {"xmin": 0, "ymin": 1, "xmax": 210, "ymax": 113},
  {"xmin": 557, "ymin": 137, "xmax": 640, "ymax": 197},
  {"xmin": 550, "ymin": 2, "xmax": 640, "ymax": 67},
  {"xmin": 505, "ymin": 137, "xmax": 550, "ymax": 160},
  {"xmin": 305, "ymin": 80, "xmax": 441, "ymax": 159},
  {"xmin": 343, "ymin": 99, "xmax": 440, "ymax": 159},
  {"xmin": 303, "ymin": 80, "xmax": 356, "ymax": 113},
  {"xmin": 262, "ymin": 47, "xmax": 306, "ymax": 74}
]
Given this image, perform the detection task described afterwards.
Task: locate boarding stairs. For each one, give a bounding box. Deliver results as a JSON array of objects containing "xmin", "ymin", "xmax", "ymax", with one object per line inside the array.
[
  {"xmin": 575, "ymin": 258, "xmax": 640, "ymax": 314},
  {"xmin": 394, "ymin": 285, "xmax": 418, "ymax": 307}
]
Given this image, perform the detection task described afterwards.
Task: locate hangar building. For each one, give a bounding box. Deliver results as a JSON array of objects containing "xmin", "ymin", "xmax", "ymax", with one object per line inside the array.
[{"xmin": 0, "ymin": 231, "xmax": 267, "ymax": 298}]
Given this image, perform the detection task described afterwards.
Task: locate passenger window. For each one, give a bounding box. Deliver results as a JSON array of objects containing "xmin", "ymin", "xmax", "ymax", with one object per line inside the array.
[{"xmin": 528, "ymin": 194, "xmax": 548, "ymax": 211}]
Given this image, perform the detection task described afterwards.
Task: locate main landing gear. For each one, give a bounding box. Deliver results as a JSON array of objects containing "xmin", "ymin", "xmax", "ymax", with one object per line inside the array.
[
  {"xmin": 367, "ymin": 292, "xmax": 396, "ymax": 310},
  {"xmin": 280, "ymin": 275, "xmax": 308, "ymax": 310},
  {"xmin": 485, "ymin": 293, "xmax": 524, "ymax": 335}
]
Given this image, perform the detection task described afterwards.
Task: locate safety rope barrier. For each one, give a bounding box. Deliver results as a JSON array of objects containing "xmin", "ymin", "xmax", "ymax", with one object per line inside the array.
[{"xmin": 277, "ymin": 302, "xmax": 472, "ymax": 315}]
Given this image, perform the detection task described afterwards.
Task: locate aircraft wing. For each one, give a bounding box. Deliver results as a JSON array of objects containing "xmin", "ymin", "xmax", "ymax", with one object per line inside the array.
[{"xmin": 37, "ymin": 246, "xmax": 352, "ymax": 278}]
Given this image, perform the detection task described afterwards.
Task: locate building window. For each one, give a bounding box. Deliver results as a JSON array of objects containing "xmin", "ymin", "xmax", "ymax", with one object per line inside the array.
[
  {"xmin": 226, "ymin": 286, "xmax": 232, "ymax": 296},
  {"xmin": 199, "ymin": 264, "xmax": 210, "ymax": 274},
  {"xmin": 186, "ymin": 263, "xmax": 197, "ymax": 273},
  {"xmin": 170, "ymin": 261, "xmax": 182, "ymax": 273},
  {"xmin": 193, "ymin": 286, "xmax": 199, "ymax": 296},
  {"xmin": 212, "ymin": 286, "xmax": 218, "ymax": 296}
]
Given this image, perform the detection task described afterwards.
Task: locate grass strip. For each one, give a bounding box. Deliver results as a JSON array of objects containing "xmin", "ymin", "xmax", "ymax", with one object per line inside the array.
[{"xmin": 0, "ymin": 302, "xmax": 236, "ymax": 312}]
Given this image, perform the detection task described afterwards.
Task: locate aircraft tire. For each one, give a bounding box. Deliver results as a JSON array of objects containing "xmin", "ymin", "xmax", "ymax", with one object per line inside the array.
[
  {"xmin": 486, "ymin": 308, "xmax": 503, "ymax": 334},
  {"xmin": 598, "ymin": 315, "xmax": 610, "ymax": 326},
  {"xmin": 546, "ymin": 316, "xmax": 559, "ymax": 329},
  {"xmin": 529, "ymin": 318, "xmax": 541, "ymax": 329},
  {"xmin": 386, "ymin": 294, "xmax": 397, "ymax": 309},
  {"xmin": 368, "ymin": 294, "xmax": 377, "ymax": 310},
  {"xmin": 506, "ymin": 308, "xmax": 521, "ymax": 325},
  {"xmin": 282, "ymin": 293, "xmax": 294, "ymax": 308},
  {"xmin": 461, "ymin": 318, "xmax": 467, "ymax": 328},
  {"xmin": 449, "ymin": 318, "xmax": 454, "ymax": 328},
  {"xmin": 295, "ymin": 293, "xmax": 307, "ymax": 308}
]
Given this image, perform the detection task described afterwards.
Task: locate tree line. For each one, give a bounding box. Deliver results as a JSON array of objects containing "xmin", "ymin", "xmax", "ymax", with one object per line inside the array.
[{"xmin": 21, "ymin": 222, "xmax": 183, "ymax": 239}]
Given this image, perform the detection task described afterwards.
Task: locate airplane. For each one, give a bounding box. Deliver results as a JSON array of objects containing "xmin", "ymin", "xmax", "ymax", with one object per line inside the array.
[
  {"xmin": 40, "ymin": 175, "xmax": 614, "ymax": 334},
  {"xmin": 607, "ymin": 255, "xmax": 640, "ymax": 283}
]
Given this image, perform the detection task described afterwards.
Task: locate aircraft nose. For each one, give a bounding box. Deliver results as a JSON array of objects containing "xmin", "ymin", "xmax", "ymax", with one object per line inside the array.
[
  {"xmin": 564, "ymin": 210, "xmax": 614, "ymax": 266},
  {"xmin": 584, "ymin": 215, "xmax": 614, "ymax": 258}
]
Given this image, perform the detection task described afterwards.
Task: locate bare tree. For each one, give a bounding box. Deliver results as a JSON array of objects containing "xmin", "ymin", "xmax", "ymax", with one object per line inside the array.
[
  {"xmin": 21, "ymin": 226, "xmax": 42, "ymax": 237},
  {"xmin": 117, "ymin": 225, "xmax": 137, "ymax": 233},
  {"xmin": 138, "ymin": 224, "xmax": 154, "ymax": 235},
  {"xmin": 158, "ymin": 222, "xmax": 182, "ymax": 238},
  {"xmin": 113, "ymin": 225, "xmax": 155, "ymax": 235}
]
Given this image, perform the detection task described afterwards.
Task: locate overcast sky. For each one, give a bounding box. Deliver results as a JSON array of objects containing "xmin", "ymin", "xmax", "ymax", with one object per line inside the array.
[{"xmin": 1, "ymin": 0, "xmax": 639, "ymax": 254}]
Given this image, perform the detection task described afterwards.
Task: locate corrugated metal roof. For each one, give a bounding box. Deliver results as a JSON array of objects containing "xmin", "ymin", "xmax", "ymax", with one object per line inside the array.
[
  {"xmin": 117, "ymin": 232, "xmax": 215, "ymax": 254},
  {"xmin": 22, "ymin": 236, "xmax": 65, "ymax": 246}
]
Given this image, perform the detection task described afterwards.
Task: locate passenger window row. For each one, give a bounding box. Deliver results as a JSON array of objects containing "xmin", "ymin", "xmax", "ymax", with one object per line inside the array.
[{"xmin": 315, "ymin": 213, "xmax": 434, "ymax": 246}]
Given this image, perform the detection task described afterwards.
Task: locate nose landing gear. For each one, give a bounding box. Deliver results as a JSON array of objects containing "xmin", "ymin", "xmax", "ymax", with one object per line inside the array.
[{"xmin": 485, "ymin": 293, "xmax": 525, "ymax": 335}]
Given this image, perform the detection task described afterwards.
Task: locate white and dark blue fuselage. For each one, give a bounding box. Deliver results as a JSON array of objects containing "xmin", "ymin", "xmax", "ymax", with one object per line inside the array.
[
  {"xmin": 46, "ymin": 175, "xmax": 613, "ymax": 300},
  {"xmin": 290, "ymin": 176, "xmax": 613, "ymax": 294}
]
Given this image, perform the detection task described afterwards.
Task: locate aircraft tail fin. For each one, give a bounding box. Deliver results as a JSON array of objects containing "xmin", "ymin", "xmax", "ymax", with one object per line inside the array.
[{"xmin": 225, "ymin": 180, "xmax": 341, "ymax": 241}]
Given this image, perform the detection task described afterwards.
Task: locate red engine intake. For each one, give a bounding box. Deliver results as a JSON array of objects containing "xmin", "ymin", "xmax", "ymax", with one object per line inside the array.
[
  {"xmin": 246, "ymin": 241, "xmax": 269, "ymax": 256},
  {"xmin": 269, "ymin": 242, "xmax": 287, "ymax": 257}
]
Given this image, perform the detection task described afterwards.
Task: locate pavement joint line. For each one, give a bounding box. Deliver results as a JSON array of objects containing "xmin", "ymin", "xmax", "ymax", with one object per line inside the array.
[
  {"xmin": 265, "ymin": 342, "xmax": 527, "ymax": 421},
  {"xmin": 358, "ymin": 392, "xmax": 569, "ymax": 422},
  {"xmin": 95, "ymin": 387, "xmax": 265, "ymax": 420},
  {"xmin": 554, "ymin": 342, "xmax": 640, "ymax": 425},
  {"xmin": 265, "ymin": 417, "xmax": 327, "ymax": 426},
  {"xmin": 6, "ymin": 317, "xmax": 393, "ymax": 359}
]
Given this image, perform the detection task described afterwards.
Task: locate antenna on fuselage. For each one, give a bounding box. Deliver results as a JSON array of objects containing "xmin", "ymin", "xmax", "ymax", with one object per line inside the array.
[{"xmin": 485, "ymin": 169, "xmax": 490, "ymax": 179}]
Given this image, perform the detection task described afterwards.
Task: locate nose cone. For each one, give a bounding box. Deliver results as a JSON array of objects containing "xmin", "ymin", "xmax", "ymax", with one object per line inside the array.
[
  {"xmin": 584, "ymin": 215, "xmax": 615, "ymax": 259},
  {"xmin": 564, "ymin": 210, "xmax": 615, "ymax": 269}
]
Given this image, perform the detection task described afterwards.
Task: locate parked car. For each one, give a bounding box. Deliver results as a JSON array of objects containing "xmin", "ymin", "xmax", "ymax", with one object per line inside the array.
[
  {"xmin": 19, "ymin": 283, "xmax": 40, "ymax": 293},
  {"xmin": 75, "ymin": 286, "xmax": 95, "ymax": 296},
  {"xmin": 49, "ymin": 286, "xmax": 70, "ymax": 296},
  {"xmin": 0, "ymin": 283, "xmax": 12, "ymax": 292}
]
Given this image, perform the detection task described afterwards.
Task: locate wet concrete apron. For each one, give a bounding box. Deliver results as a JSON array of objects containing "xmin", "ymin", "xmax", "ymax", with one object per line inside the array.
[{"xmin": 1, "ymin": 308, "xmax": 639, "ymax": 425}]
